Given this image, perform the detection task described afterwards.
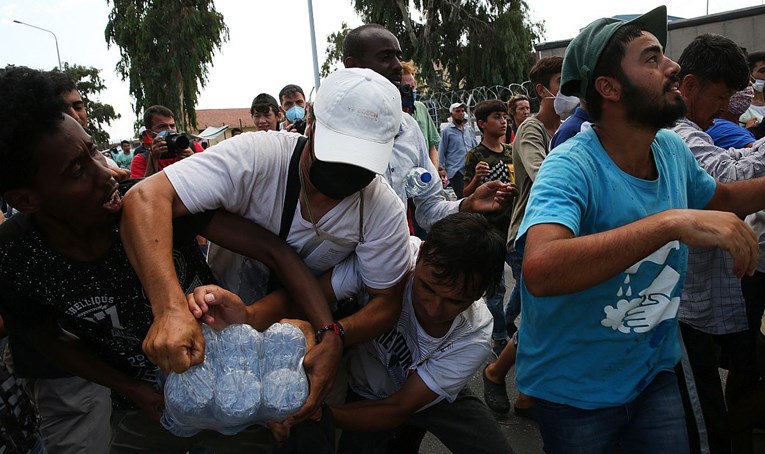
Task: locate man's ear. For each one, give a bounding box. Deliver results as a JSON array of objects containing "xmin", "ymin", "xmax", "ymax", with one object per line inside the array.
[
  {"xmin": 679, "ymin": 73, "xmax": 697, "ymax": 97},
  {"xmin": 343, "ymin": 56, "xmax": 356, "ymax": 68},
  {"xmin": 534, "ymin": 83, "xmax": 546, "ymax": 98},
  {"xmin": 4, "ymin": 189, "xmax": 40, "ymax": 214},
  {"xmin": 594, "ymin": 75, "xmax": 620, "ymax": 102}
]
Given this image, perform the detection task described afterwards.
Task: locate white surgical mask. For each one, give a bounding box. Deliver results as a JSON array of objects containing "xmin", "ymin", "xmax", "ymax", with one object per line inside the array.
[
  {"xmin": 554, "ymin": 91, "xmax": 580, "ymax": 120},
  {"xmin": 753, "ymin": 79, "xmax": 765, "ymax": 93}
]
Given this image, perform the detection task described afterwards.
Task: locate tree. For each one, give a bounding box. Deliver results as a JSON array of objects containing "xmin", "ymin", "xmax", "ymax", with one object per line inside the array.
[
  {"xmin": 58, "ymin": 63, "xmax": 121, "ymax": 147},
  {"xmin": 322, "ymin": 0, "xmax": 544, "ymax": 92},
  {"xmin": 105, "ymin": 0, "xmax": 228, "ymax": 131}
]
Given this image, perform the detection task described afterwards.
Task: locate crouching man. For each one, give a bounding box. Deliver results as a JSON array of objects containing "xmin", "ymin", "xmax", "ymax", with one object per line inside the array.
[{"xmin": 189, "ymin": 213, "xmax": 513, "ymax": 453}]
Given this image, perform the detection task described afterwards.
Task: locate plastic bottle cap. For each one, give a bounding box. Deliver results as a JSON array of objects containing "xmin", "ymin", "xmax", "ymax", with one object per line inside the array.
[{"xmin": 421, "ymin": 172, "xmax": 432, "ymax": 183}]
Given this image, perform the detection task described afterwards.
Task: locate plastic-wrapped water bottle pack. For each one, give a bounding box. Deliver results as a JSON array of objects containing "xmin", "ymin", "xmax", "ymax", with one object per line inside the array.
[{"xmin": 161, "ymin": 322, "xmax": 308, "ymax": 436}]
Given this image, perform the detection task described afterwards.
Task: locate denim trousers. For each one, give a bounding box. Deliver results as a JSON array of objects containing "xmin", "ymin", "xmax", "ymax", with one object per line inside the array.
[
  {"xmin": 533, "ymin": 370, "xmax": 689, "ymax": 454},
  {"xmin": 505, "ymin": 249, "xmax": 523, "ymax": 337}
]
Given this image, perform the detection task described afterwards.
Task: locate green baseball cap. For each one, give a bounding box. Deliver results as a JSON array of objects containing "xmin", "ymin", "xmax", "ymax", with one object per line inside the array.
[{"xmin": 560, "ymin": 6, "xmax": 668, "ymax": 99}]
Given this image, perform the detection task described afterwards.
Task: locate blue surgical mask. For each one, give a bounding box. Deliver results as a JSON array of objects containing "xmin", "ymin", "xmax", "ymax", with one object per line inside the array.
[
  {"xmin": 753, "ymin": 79, "xmax": 765, "ymax": 93},
  {"xmin": 285, "ymin": 106, "xmax": 306, "ymax": 123}
]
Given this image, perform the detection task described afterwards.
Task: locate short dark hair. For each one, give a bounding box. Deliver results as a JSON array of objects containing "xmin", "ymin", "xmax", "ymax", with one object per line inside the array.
[
  {"xmin": 474, "ymin": 99, "xmax": 507, "ymax": 133},
  {"xmin": 343, "ymin": 24, "xmax": 389, "ymax": 60},
  {"xmin": 419, "ymin": 213, "xmax": 505, "ymax": 299},
  {"xmin": 529, "ymin": 56, "xmax": 563, "ymax": 90},
  {"xmin": 278, "ymin": 84, "xmax": 305, "ymax": 104},
  {"xmin": 120, "ymin": 139, "xmax": 130, "ymax": 145},
  {"xmin": 231, "ymin": 127, "xmax": 242, "ymax": 135},
  {"xmin": 250, "ymin": 93, "xmax": 279, "ymax": 116},
  {"xmin": 0, "ymin": 66, "xmax": 67, "ymax": 194},
  {"xmin": 748, "ymin": 51, "xmax": 765, "ymax": 71},
  {"xmin": 46, "ymin": 71, "xmax": 77, "ymax": 97},
  {"xmin": 584, "ymin": 24, "xmax": 644, "ymax": 121},
  {"xmin": 143, "ymin": 105, "xmax": 175, "ymax": 130},
  {"xmin": 677, "ymin": 34, "xmax": 749, "ymax": 91}
]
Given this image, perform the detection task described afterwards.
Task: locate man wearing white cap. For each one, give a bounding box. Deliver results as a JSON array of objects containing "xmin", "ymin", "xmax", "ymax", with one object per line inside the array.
[
  {"xmin": 120, "ymin": 67, "xmax": 412, "ymax": 426},
  {"xmin": 437, "ymin": 102, "xmax": 477, "ymax": 198}
]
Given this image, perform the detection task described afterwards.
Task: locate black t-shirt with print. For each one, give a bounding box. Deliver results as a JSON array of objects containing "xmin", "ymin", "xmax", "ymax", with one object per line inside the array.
[{"xmin": 0, "ymin": 210, "xmax": 215, "ymax": 408}]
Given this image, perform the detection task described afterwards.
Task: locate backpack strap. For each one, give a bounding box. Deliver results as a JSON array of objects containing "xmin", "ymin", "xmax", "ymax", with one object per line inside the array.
[
  {"xmin": 279, "ymin": 136, "xmax": 309, "ymax": 240},
  {"xmin": 267, "ymin": 135, "xmax": 308, "ymax": 293}
]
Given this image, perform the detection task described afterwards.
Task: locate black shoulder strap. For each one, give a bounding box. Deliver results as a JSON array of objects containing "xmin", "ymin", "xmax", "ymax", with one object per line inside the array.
[
  {"xmin": 279, "ymin": 135, "xmax": 309, "ymax": 240},
  {"xmin": 268, "ymin": 136, "xmax": 308, "ymax": 294}
]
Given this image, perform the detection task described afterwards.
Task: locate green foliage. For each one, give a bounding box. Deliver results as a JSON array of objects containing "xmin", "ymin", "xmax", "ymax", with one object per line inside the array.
[
  {"xmin": 57, "ymin": 63, "xmax": 121, "ymax": 146},
  {"xmin": 324, "ymin": 0, "xmax": 544, "ymax": 92},
  {"xmin": 105, "ymin": 0, "xmax": 229, "ymax": 131},
  {"xmin": 321, "ymin": 22, "xmax": 351, "ymax": 77}
]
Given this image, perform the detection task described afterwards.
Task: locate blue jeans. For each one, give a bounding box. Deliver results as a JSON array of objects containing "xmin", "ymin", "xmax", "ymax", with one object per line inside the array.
[
  {"xmin": 485, "ymin": 272, "xmax": 508, "ymax": 341},
  {"xmin": 505, "ymin": 249, "xmax": 523, "ymax": 337},
  {"xmin": 533, "ymin": 371, "xmax": 689, "ymax": 453}
]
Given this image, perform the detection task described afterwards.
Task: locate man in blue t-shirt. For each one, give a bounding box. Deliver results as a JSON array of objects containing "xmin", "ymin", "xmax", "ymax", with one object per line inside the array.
[{"xmin": 516, "ymin": 7, "xmax": 765, "ymax": 452}]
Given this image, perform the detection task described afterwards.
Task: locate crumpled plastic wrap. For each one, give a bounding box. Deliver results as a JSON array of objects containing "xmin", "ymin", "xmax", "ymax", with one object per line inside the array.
[{"xmin": 162, "ymin": 323, "xmax": 308, "ymax": 436}]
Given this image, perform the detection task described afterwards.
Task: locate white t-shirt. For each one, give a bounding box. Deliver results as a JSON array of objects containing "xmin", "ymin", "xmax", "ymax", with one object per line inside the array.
[
  {"xmin": 386, "ymin": 115, "xmax": 459, "ymax": 231},
  {"xmin": 332, "ymin": 237, "xmax": 492, "ymax": 410},
  {"xmin": 164, "ymin": 130, "xmax": 411, "ymax": 302}
]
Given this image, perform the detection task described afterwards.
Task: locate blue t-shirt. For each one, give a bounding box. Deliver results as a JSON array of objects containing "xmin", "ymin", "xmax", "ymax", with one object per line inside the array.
[
  {"xmin": 550, "ymin": 106, "xmax": 591, "ymax": 150},
  {"xmin": 706, "ymin": 118, "xmax": 756, "ymax": 149},
  {"xmin": 514, "ymin": 127, "xmax": 716, "ymax": 409}
]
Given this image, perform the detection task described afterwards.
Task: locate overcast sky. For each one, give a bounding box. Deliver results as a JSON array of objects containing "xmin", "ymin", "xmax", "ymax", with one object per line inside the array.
[{"xmin": 1, "ymin": 0, "xmax": 762, "ymax": 141}]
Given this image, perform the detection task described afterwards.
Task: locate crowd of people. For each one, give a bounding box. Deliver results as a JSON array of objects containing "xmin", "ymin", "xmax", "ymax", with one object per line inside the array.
[{"xmin": 2, "ymin": 6, "xmax": 765, "ymax": 454}]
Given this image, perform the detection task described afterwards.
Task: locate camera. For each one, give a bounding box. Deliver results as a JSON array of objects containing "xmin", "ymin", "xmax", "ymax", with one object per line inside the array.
[
  {"xmin": 156, "ymin": 130, "xmax": 190, "ymax": 159},
  {"xmin": 292, "ymin": 118, "xmax": 307, "ymax": 135},
  {"xmin": 399, "ymin": 84, "xmax": 414, "ymax": 113}
]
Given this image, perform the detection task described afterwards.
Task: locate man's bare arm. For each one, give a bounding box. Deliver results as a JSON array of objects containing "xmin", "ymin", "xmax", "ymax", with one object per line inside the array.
[
  {"xmin": 523, "ymin": 209, "xmax": 758, "ymax": 297},
  {"xmin": 338, "ymin": 277, "xmax": 407, "ymax": 347},
  {"xmin": 330, "ymin": 372, "xmax": 437, "ymax": 431},
  {"xmin": 120, "ymin": 173, "xmax": 201, "ymax": 373}
]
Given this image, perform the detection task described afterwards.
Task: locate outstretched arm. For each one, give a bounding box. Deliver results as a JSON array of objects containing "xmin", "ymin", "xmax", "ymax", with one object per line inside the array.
[{"xmin": 523, "ymin": 209, "xmax": 758, "ymax": 297}]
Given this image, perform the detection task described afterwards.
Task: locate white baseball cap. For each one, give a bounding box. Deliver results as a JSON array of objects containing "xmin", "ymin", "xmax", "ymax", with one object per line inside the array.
[
  {"xmin": 449, "ymin": 102, "xmax": 466, "ymax": 113},
  {"xmin": 138, "ymin": 126, "xmax": 147, "ymax": 137},
  {"xmin": 313, "ymin": 68, "xmax": 402, "ymax": 174}
]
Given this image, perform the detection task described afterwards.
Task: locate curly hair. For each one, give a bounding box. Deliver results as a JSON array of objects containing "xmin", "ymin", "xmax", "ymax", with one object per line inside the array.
[{"xmin": 0, "ymin": 66, "xmax": 67, "ymax": 194}]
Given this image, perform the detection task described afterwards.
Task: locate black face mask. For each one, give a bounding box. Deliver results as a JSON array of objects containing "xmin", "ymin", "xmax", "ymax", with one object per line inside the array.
[{"xmin": 309, "ymin": 159, "xmax": 376, "ymax": 199}]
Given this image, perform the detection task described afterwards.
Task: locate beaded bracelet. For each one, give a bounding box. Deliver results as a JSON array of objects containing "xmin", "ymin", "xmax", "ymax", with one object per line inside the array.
[{"xmin": 315, "ymin": 321, "xmax": 345, "ymax": 344}]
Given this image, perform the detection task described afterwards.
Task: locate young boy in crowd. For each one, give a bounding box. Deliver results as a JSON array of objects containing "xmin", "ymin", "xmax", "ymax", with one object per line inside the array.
[
  {"xmin": 188, "ymin": 213, "xmax": 513, "ymax": 453},
  {"xmin": 463, "ymin": 99, "xmax": 516, "ymax": 358}
]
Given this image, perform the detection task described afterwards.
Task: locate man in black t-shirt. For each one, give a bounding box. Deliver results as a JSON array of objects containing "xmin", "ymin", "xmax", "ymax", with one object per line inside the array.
[{"xmin": 0, "ymin": 66, "xmax": 340, "ymax": 452}]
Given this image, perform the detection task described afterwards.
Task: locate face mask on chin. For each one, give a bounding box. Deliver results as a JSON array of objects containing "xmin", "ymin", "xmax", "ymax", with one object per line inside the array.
[
  {"xmin": 753, "ymin": 79, "xmax": 765, "ymax": 93},
  {"xmin": 308, "ymin": 158, "xmax": 376, "ymax": 200}
]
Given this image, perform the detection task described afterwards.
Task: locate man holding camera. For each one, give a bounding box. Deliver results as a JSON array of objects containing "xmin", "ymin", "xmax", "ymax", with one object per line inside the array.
[
  {"xmin": 130, "ymin": 105, "xmax": 202, "ymax": 178},
  {"xmin": 279, "ymin": 84, "xmax": 308, "ymax": 135}
]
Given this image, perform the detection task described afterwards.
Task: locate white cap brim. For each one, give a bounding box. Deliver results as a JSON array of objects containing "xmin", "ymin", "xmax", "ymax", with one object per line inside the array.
[{"xmin": 313, "ymin": 117, "xmax": 394, "ymax": 174}]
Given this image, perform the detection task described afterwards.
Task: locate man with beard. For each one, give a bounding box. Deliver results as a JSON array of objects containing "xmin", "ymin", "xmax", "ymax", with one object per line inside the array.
[
  {"xmin": 514, "ymin": 7, "xmax": 765, "ymax": 451},
  {"xmin": 669, "ymin": 34, "xmax": 765, "ymax": 453}
]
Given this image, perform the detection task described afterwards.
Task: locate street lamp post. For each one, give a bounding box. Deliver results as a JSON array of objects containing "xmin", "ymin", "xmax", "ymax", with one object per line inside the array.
[{"xmin": 13, "ymin": 20, "xmax": 62, "ymax": 71}]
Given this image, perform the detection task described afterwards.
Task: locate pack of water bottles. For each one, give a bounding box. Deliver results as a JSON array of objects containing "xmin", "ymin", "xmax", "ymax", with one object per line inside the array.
[{"xmin": 161, "ymin": 322, "xmax": 309, "ymax": 436}]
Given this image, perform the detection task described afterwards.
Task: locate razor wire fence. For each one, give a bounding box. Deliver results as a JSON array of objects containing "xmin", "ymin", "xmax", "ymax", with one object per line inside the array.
[{"xmin": 418, "ymin": 81, "xmax": 538, "ymax": 131}]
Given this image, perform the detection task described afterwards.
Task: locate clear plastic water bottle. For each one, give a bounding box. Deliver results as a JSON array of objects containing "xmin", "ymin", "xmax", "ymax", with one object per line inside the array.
[{"xmin": 404, "ymin": 167, "xmax": 433, "ymax": 198}]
